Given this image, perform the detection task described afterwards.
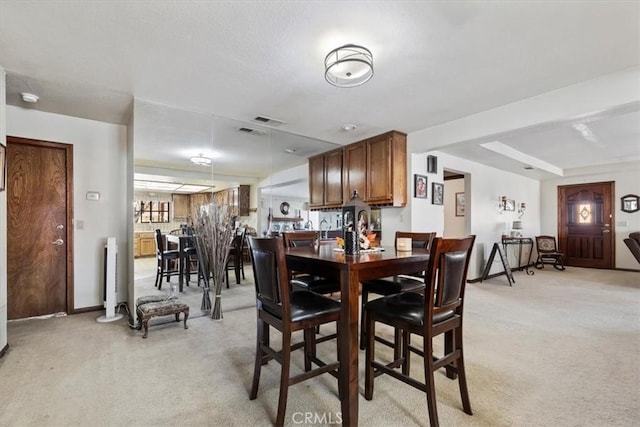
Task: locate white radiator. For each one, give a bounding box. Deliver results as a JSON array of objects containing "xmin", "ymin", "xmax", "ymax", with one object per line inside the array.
[{"xmin": 96, "ymin": 237, "xmax": 123, "ymax": 323}]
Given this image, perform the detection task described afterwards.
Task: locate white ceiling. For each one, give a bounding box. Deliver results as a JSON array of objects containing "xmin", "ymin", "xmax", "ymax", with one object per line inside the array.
[{"xmin": 1, "ymin": 1, "xmax": 639, "ymax": 188}]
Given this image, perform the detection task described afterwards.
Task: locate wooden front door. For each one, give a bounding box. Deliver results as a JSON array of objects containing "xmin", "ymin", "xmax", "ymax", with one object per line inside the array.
[
  {"xmin": 558, "ymin": 182, "xmax": 614, "ymax": 269},
  {"xmin": 7, "ymin": 137, "xmax": 74, "ymax": 319}
]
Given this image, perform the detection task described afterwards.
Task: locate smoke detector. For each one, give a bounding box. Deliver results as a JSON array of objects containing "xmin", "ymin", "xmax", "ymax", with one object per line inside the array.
[{"xmin": 20, "ymin": 92, "xmax": 39, "ymax": 103}]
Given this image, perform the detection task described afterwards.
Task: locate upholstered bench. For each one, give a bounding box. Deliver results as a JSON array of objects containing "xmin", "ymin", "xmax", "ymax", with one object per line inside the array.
[{"xmin": 136, "ymin": 298, "xmax": 189, "ymax": 339}]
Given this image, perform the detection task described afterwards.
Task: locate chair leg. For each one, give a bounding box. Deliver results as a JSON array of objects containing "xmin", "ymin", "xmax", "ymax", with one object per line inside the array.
[
  {"xmin": 401, "ymin": 329, "xmax": 410, "ymax": 375},
  {"xmin": 423, "ymin": 336, "xmax": 439, "ymax": 427},
  {"xmin": 154, "ymin": 266, "xmax": 161, "ymax": 288},
  {"xmin": 235, "ymin": 259, "xmax": 241, "ymax": 284},
  {"xmin": 157, "ymin": 261, "xmax": 165, "ymax": 290},
  {"xmin": 225, "ymin": 268, "xmax": 230, "ymax": 289},
  {"xmin": 393, "ymin": 328, "xmax": 402, "ymax": 361},
  {"xmin": 359, "ymin": 288, "xmax": 369, "ymax": 350},
  {"xmin": 276, "ymin": 330, "xmax": 292, "ymax": 427},
  {"xmin": 364, "ymin": 311, "xmax": 375, "ymax": 400},
  {"xmin": 303, "ymin": 328, "xmax": 315, "ymax": 372},
  {"xmin": 444, "ymin": 330, "xmax": 456, "ymax": 379},
  {"xmin": 455, "ymin": 326, "xmax": 472, "ymax": 415},
  {"xmin": 250, "ymin": 319, "xmax": 267, "ymax": 400}
]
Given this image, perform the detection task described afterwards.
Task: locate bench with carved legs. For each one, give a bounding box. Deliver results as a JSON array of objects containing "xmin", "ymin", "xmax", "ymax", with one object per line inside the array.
[{"xmin": 136, "ymin": 297, "xmax": 189, "ymax": 339}]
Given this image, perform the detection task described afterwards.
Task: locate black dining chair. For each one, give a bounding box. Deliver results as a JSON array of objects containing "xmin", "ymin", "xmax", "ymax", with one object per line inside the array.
[
  {"xmin": 247, "ymin": 237, "xmax": 343, "ymax": 427},
  {"xmin": 359, "ymin": 231, "xmax": 436, "ymax": 351},
  {"xmin": 225, "ymin": 227, "xmax": 246, "ymax": 287},
  {"xmin": 153, "ymin": 229, "xmax": 180, "ymax": 290},
  {"xmin": 364, "ymin": 236, "xmax": 476, "ymax": 427},
  {"xmin": 282, "ymin": 231, "xmax": 341, "ymax": 296}
]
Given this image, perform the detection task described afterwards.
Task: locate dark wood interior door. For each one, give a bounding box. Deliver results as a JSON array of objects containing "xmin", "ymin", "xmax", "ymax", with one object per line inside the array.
[
  {"xmin": 558, "ymin": 182, "xmax": 614, "ymax": 269},
  {"xmin": 7, "ymin": 137, "xmax": 73, "ymax": 319}
]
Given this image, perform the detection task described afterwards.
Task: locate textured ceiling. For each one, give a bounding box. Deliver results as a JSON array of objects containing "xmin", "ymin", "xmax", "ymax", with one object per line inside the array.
[{"xmin": 1, "ymin": 1, "xmax": 639, "ymax": 185}]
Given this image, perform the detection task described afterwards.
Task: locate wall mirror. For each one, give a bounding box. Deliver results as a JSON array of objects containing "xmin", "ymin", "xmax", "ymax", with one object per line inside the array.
[{"xmin": 621, "ymin": 194, "xmax": 639, "ymax": 213}]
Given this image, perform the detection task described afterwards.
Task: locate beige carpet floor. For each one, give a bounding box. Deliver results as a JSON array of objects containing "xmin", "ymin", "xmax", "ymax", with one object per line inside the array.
[{"xmin": 1, "ymin": 267, "xmax": 639, "ymax": 426}]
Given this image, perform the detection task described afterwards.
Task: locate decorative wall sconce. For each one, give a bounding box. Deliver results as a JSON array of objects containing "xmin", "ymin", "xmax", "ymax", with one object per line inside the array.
[
  {"xmin": 498, "ymin": 196, "xmax": 507, "ymax": 213},
  {"xmin": 518, "ymin": 202, "xmax": 526, "ymax": 218}
]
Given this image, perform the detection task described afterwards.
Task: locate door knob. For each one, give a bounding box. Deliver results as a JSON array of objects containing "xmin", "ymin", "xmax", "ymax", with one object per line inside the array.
[
  {"xmin": 602, "ymin": 229, "xmax": 610, "ymax": 233},
  {"xmin": 51, "ymin": 239, "xmax": 64, "ymax": 245}
]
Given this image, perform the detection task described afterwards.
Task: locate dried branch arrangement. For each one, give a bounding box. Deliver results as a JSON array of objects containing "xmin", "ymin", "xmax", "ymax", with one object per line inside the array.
[{"xmin": 192, "ymin": 203, "xmax": 235, "ymax": 319}]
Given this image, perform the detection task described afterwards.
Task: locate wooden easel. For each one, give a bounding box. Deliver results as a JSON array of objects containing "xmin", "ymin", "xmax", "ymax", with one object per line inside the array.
[{"xmin": 481, "ymin": 242, "xmax": 515, "ymax": 286}]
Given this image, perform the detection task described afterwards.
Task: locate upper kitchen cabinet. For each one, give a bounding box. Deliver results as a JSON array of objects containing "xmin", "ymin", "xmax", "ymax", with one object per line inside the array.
[
  {"xmin": 309, "ymin": 130, "xmax": 406, "ymax": 210},
  {"xmin": 365, "ymin": 131, "xmax": 406, "ymax": 206},
  {"xmin": 172, "ymin": 193, "xmax": 190, "ymax": 220},
  {"xmin": 309, "ymin": 148, "xmax": 344, "ymax": 209},
  {"xmin": 212, "ymin": 185, "xmax": 251, "ymax": 217}
]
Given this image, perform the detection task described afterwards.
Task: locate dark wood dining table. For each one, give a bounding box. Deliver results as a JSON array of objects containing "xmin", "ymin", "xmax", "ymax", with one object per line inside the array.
[
  {"xmin": 285, "ymin": 245, "xmax": 430, "ymax": 427},
  {"xmin": 166, "ymin": 234, "xmax": 194, "ymax": 292}
]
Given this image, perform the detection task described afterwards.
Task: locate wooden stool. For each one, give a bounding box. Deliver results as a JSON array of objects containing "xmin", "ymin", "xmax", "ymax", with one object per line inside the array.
[{"xmin": 136, "ymin": 299, "xmax": 189, "ymax": 339}]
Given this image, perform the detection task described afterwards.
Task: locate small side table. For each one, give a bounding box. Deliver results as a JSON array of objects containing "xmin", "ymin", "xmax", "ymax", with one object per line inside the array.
[{"xmin": 501, "ymin": 237, "xmax": 534, "ymax": 275}]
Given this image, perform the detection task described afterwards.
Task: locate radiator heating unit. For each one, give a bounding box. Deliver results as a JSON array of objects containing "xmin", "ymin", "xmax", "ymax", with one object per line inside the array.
[{"xmin": 97, "ymin": 237, "xmax": 123, "ymax": 322}]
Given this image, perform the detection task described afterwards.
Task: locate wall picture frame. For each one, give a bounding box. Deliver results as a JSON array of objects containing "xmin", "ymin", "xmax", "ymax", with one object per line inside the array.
[
  {"xmin": 427, "ymin": 155, "xmax": 438, "ymax": 174},
  {"xmin": 0, "ymin": 143, "xmax": 5, "ymax": 192},
  {"xmin": 432, "ymin": 182, "xmax": 444, "ymax": 205},
  {"xmin": 505, "ymin": 198, "xmax": 515, "ymax": 211},
  {"xmin": 455, "ymin": 192, "xmax": 465, "ymax": 216},
  {"xmin": 414, "ymin": 174, "xmax": 427, "ymax": 198}
]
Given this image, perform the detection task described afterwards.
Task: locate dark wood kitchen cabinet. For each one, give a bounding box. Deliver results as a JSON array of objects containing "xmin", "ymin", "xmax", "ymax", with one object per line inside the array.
[
  {"xmin": 364, "ymin": 130, "xmax": 406, "ymax": 206},
  {"xmin": 310, "ymin": 130, "xmax": 406, "ymax": 209},
  {"xmin": 308, "ymin": 148, "xmax": 344, "ymax": 209}
]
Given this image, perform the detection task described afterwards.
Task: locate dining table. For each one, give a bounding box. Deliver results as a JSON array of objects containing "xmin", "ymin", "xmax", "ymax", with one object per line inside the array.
[
  {"xmin": 166, "ymin": 234, "xmax": 195, "ymax": 292},
  {"xmin": 285, "ymin": 244, "xmax": 430, "ymax": 427}
]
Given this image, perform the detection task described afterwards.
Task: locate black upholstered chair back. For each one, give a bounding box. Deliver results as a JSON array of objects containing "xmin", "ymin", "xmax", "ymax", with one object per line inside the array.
[
  {"xmin": 425, "ymin": 236, "xmax": 475, "ymax": 318},
  {"xmin": 248, "ymin": 237, "xmax": 290, "ymax": 319},
  {"xmin": 395, "ymin": 231, "xmax": 436, "ymax": 251},
  {"xmin": 154, "ymin": 229, "xmax": 165, "ymax": 253},
  {"xmin": 282, "ymin": 231, "xmax": 320, "ymax": 248}
]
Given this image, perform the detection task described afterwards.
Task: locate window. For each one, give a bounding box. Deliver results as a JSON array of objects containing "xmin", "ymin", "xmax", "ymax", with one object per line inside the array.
[
  {"xmin": 134, "ymin": 201, "xmax": 170, "ymax": 223},
  {"xmin": 578, "ymin": 203, "xmax": 592, "ymax": 224}
]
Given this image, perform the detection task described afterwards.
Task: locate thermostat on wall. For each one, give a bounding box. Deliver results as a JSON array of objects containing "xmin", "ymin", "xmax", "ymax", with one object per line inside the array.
[{"xmin": 86, "ymin": 191, "xmax": 100, "ymax": 201}]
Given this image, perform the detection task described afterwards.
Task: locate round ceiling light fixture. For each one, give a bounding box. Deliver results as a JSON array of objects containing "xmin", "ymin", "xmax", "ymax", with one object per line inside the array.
[
  {"xmin": 20, "ymin": 92, "xmax": 39, "ymax": 103},
  {"xmin": 342, "ymin": 123, "xmax": 357, "ymax": 132},
  {"xmin": 324, "ymin": 44, "xmax": 374, "ymax": 88},
  {"xmin": 190, "ymin": 154, "xmax": 212, "ymax": 166}
]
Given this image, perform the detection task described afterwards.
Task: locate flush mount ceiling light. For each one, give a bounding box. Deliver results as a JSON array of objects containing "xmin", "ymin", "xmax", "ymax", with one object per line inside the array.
[
  {"xmin": 324, "ymin": 44, "xmax": 374, "ymax": 88},
  {"xmin": 20, "ymin": 92, "xmax": 39, "ymax": 103},
  {"xmin": 342, "ymin": 123, "xmax": 357, "ymax": 132},
  {"xmin": 190, "ymin": 154, "xmax": 212, "ymax": 166}
]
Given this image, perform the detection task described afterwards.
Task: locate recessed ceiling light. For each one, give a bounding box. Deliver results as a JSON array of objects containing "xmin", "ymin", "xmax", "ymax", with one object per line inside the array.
[
  {"xmin": 20, "ymin": 92, "xmax": 39, "ymax": 103},
  {"xmin": 284, "ymin": 148, "xmax": 296, "ymax": 153},
  {"xmin": 342, "ymin": 124, "xmax": 357, "ymax": 132}
]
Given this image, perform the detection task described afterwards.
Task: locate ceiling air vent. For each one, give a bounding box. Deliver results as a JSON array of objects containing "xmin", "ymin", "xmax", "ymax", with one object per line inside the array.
[
  {"xmin": 524, "ymin": 166, "xmax": 535, "ymax": 170},
  {"xmin": 238, "ymin": 127, "xmax": 267, "ymax": 136},
  {"xmin": 253, "ymin": 115, "xmax": 285, "ymax": 126}
]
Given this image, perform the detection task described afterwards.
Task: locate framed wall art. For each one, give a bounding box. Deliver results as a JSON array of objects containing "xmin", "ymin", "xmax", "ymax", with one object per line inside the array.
[
  {"xmin": 432, "ymin": 182, "xmax": 443, "ymax": 205},
  {"xmin": 455, "ymin": 192, "xmax": 465, "ymax": 216},
  {"xmin": 414, "ymin": 174, "xmax": 427, "ymax": 198}
]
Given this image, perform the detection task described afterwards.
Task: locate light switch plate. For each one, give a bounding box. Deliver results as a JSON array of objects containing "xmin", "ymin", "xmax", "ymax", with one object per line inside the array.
[{"xmin": 86, "ymin": 191, "xmax": 100, "ymax": 201}]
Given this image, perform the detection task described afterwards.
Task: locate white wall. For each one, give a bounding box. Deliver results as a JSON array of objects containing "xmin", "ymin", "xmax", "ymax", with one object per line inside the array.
[
  {"xmin": 541, "ymin": 163, "xmax": 640, "ymax": 270},
  {"xmin": 7, "ymin": 106, "xmax": 129, "ymax": 309},
  {"xmin": 404, "ymin": 150, "xmax": 540, "ymax": 280},
  {"xmin": 444, "ymin": 178, "xmax": 465, "ymax": 238},
  {"xmin": 1, "ymin": 68, "xmax": 8, "ymax": 352}
]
